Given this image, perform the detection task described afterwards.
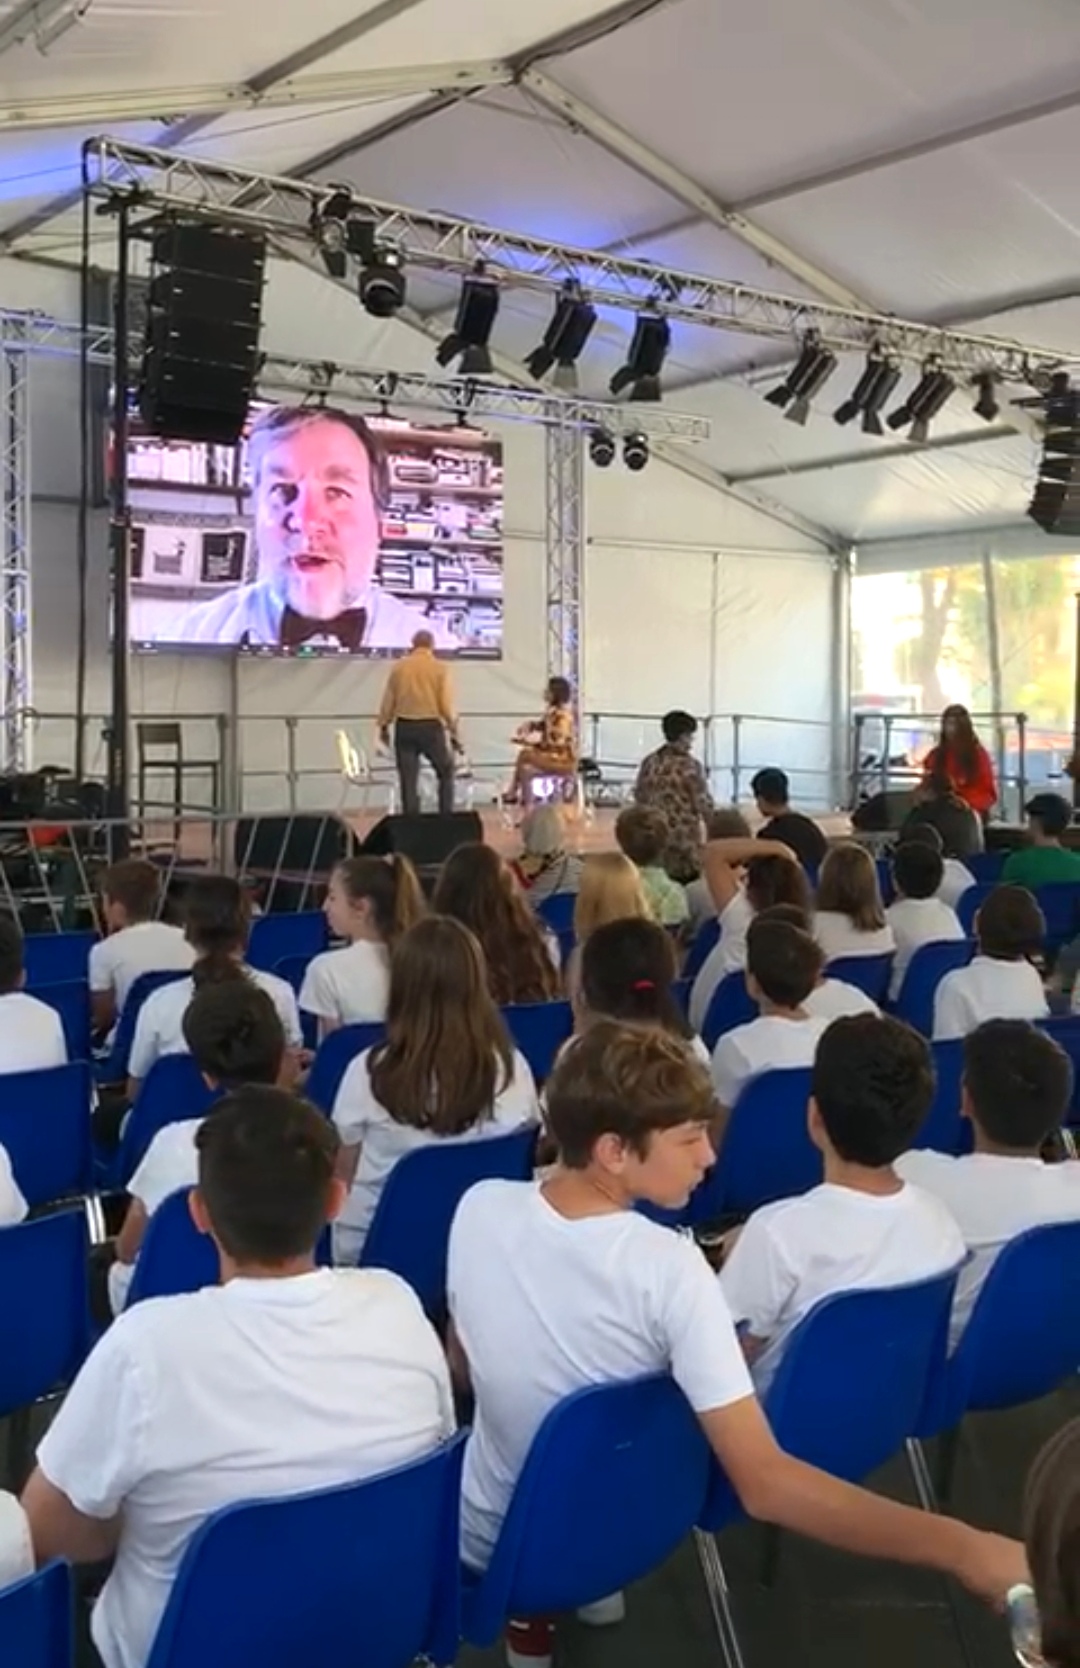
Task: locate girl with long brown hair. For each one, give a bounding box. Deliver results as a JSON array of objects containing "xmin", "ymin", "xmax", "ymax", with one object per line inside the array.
[
  {"xmin": 432, "ymin": 843, "xmax": 561, "ymax": 1006},
  {"xmin": 331, "ymin": 916, "xmax": 540, "ymax": 1261},
  {"xmin": 813, "ymin": 842, "xmax": 896, "ymax": 963},
  {"xmin": 300, "ymin": 854, "xmax": 425, "ymax": 1037},
  {"xmin": 923, "ymin": 703, "xmax": 997, "ymax": 820}
]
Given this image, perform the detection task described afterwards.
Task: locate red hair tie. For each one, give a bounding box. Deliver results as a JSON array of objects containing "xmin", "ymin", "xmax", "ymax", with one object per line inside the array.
[{"xmin": 632, "ymin": 979, "xmax": 656, "ymax": 992}]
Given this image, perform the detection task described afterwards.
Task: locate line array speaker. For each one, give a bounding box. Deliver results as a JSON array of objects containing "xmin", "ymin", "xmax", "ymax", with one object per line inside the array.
[{"xmin": 1028, "ymin": 379, "xmax": 1080, "ymax": 536}]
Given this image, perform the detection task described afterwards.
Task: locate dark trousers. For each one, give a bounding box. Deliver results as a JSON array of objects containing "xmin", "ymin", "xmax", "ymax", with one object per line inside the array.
[{"xmin": 395, "ymin": 718, "xmax": 454, "ymax": 815}]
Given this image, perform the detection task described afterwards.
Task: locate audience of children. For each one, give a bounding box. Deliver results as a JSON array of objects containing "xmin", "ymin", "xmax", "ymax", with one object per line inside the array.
[
  {"xmin": 88, "ymin": 860, "xmax": 194, "ymax": 1041},
  {"xmin": 897, "ymin": 823, "xmax": 976, "ymax": 912},
  {"xmin": 721, "ymin": 1014, "xmax": 966, "ymax": 1392},
  {"xmin": 0, "ymin": 915, "xmax": 68, "ymax": 1075},
  {"xmin": 710, "ymin": 914, "xmax": 829, "ymax": 1111},
  {"xmin": 933, "ymin": 885, "xmax": 1049, "ymax": 1040},
  {"xmin": 755, "ymin": 903, "xmax": 879, "ymax": 1020},
  {"xmin": 896, "ymin": 1020, "xmax": 1080, "ymax": 1345},
  {"xmin": 566, "ymin": 850, "xmax": 652, "ymax": 1005},
  {"xmin": 508, "ymin": 806, "xmax": 583, "ymax": 906},
  {"xmin": 1003, "ymin": 794, "xmax": 1080, "ymax": 889},
  {"xmin": 614, "ymin": 805, "xmax": 690, "ymax": 928},
  {"xmin": 331, "ymin": 916, "xmax": 539, "ymax": 1264},
  {"xmin": 813, "ymin": 842, "xmax": 896, "ymax": 963},
  {"xmin": 431, "ymin": 843, "xmax": 561, "ymax": 1007},
  {"xmin": 298, "ymin": 854, "xmax": 424, "ymax": 1037},
  {"xmin": 885, "ymin": 841, "xmax": 965, "ymax": 1000},
  {"xmin": 689, "ymin": 838, "xmax": 810, "ymax": 1031},
  {"xmin": 575, "ymin": 915, "xmax": 709, "ymax": 1063}
]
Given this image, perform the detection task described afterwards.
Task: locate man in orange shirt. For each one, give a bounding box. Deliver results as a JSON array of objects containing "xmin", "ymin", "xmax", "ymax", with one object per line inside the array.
[{"xmin": 378, "ymin": 630, "xmax": 462, "ymax": 815}]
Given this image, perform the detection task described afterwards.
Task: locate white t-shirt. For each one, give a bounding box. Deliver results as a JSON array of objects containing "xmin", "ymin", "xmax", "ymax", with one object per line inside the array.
[
  {"xmin": 895, "ymin": 1149, "xmax": 1080, "ymax": 1346},
  {"xmin": 298, "ymin": 940, "xmax": 390, "ymax": 1028},
  {"xmin": 0, "ymin": 1142, "xmax": 27, "ymax": 1226},
  {"xmin": 688, "ymin": 890, "xmax": 754, "ymax": 1032},
  {"xmin": 813, "ymin": 912, "xmax": 896, "ymax": 964},
  {"xmin": 0, "ymin": 1490, "xmax": 32, "ymax": 1591},
  {"xmin": 128, "ymin": 969, "xmax": 303, "ymax": 1081},
  {"xmin": 721, "ymin": 1181, "xmax": 966, "ymax": 1394},
  {"xmin": 0, "ymin": 990, "xmax": 68, "ymax": 1076},
  {"xmin": 932, "ymin": 956, "xmax": 1049, "ymax": 1041},
  {"xmin": 710, "ymin": 1013, "xmax": 830, "ymax": 1109},
  {"xmin": 885, "ymin": 896, "xmax": 965, "ymax": 999},
  {"xmin": 88, "ymin": 923, "xmax": 195, "ymax": 1018},
  {"xmin": 332, "ymin": 1047, "xmax": 540, "ymax": 1262},
  {"xmin": 939, "ymin": 858, "xmax": 976, "ymax": 911},
  {"xmin": 447, "ymin": 1179, "xmax": 754, "ymax": 1570},
  {"xmin": 803, "ymin": 979, "xmax": 879, "ymax": 1021},
  {"xmin": 37, "ymin": 1269, "xmax": 455, "ymax": 1668}
]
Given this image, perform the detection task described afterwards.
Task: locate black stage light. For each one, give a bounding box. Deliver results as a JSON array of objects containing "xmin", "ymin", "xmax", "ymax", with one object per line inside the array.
[
  {"xmin": 973, "ymin": 372, "xmax": 999, "ymax": 423},
  {"xmin": 609, "ymin": 311, "xmax": 670, "ymax": 401},
  {"xmin": 310, "ymin": 185, "xmax": 354, "ymax": 281},
  {"xmin": 833, "ymin": 349, "xmax": 902, "ymax": 435},
  {"xmin": 436, "ymin": 267, "xmax": 500, "ymax": 375},
  {"xmin": 525, "ymin": 281, "xmax": 597, "ymax": 390},
  {"xmin": 588, "ymin": 426, "xmax": 616, "ymax": 467},
  {"xmin": 886, "ymin": 360, "xmax": 956, "ymax": 441},
  {"xmin": 765, "ymin": 333, "xmax": 837, "ymax": 424},
  {"xmin": 623, "ymin": 431, "xmax": 649, "ymax": 471},
  {"xmin": 358, "ymin": 246, "xmax": 406, "ymax": 318}
]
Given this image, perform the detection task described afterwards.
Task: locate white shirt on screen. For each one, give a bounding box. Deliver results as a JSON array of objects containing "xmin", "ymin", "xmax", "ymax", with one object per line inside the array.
[
  {"xmin": 932, "ymin": 956, "xmax": 1049, "ymax": 1041},
  {"xmin": 88, "ymin": 923, "xmax": 195, "ymax": 1024},
  {"xmin": 885, "ymin": 896, "xmax": 966, "ymax": 1000},
  {"xmin": 128, "ymin": 970, "xmax": 302, "ymax": 1082},
  {"xmin": 710, "ymin": 1013, "xmax": 830, "ymax": 1110},
  {"xmin": 939, "ymin": 858, "xmax": 976, "ymax": 911},
  {"xmin": 720, "ymin": 1181, "xmax": 965, "ymax": 1394},
  {"xmin": 0, "ymin": 1142, "xmax": 27, "ymax": 1226},
  {"xmin": 803, "ymin": 980, "xmax": 879, "ymax": 1021},
  {"xmin": 813, "ymin": 912, "xmax": 896, "ymax": 963},
  {"xmin": 447, "ymin": 1179, "xmax": 754, "ymax": 1571},
  {"xmin": 331, "ymin": 1048, "xmax": 540, "ymax": 1263},
  {"xmin": 36, "ymin": 1269, "xmax": 455, "ymax": 1668},
  {"xmin": 895, "ymin": 1149, "xmax": 1080, "ymax": 1347},
  {"xmin": 169, "ymin": 582, "xmax": 455, "ymax": 650},
  {"xmin": 688, "ymin": 890, "xmax": 754, "ymax": 1032},
  {"xmin": 0, "ymin": 991, "xmax": 68, "ymax": 1076},
  {"xmin": 298, "ymin": 940, "xmax": 390, "ymax": 1028}
]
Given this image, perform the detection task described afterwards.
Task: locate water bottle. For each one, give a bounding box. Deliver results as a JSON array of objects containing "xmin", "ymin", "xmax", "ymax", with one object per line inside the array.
[{"xmin": 1007, "ymin": 1583, "xmax": 1046, "ymax": 1667}]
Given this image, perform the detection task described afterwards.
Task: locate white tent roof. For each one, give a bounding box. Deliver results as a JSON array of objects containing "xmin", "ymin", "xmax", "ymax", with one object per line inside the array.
[{"xmin": 3, "ymin": 0, "xmax": 1080, "ymax": 552}]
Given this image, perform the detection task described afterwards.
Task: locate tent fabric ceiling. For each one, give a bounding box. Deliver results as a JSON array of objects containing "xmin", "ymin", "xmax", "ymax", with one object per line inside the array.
[{"xmin": 2, "ymin": 0, "xmax": 1080, "ymax": 548}]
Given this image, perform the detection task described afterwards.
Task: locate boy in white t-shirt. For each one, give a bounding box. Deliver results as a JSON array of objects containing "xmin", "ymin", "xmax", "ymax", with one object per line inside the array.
[
  {"xmin": 933, "ymin": 886, "xmax": 1049, "ymax": 1041},
  {"xmin": 89, "ymin": 860, "xmax": 194, "ymax": 1041},
  {"xmin": 447, "ymin": 1022, "xmax": 1021, "ymax": 1668},
  {"xmin": 751, "ymin": 903, "xmax": 878, "ymax": 1023},
  {"xmin": 897, "ymin": 1019, "xmax": 1080, "ymax": 1346},
  {"xmin": 899, "ymin": 823, "xmax": 975, "ymax": 913},
  {"xmin": 711, "ymin": 914, "xmax": 829, "ymax": 1112},
  {"xmin": 0, "ymin": 916, "xmax": 67, "ymax": 1077},
  {"xmin": 22, "ymin": 1087, "xmax": 455, "ymax": 1668},
  {"xmin": 886, "ymin": 842, "xmax": 966, "ymax": 1001},
  {"xmin": 722, "ymin": 1014, "xmax": 966, "ymax": 1394}
]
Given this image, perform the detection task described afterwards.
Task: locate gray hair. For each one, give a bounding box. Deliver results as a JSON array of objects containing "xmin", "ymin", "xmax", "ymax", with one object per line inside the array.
[
  {"xmin": 522, "ymin": 805, "xmax": 565, "ymax": 859},
  {"xmin": 246, "ymin": 405, "xmax": 389, "ymax": 508}
]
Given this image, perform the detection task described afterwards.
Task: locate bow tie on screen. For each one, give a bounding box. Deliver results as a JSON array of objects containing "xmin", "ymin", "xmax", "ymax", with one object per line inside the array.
[{"xmin": 280, "ymin": 606, "xmax": 368, "ymax": 651}]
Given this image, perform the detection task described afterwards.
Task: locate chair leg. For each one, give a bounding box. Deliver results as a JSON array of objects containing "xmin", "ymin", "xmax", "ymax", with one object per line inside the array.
[
  {"xmin": 906, "ymin": 1439, "xmax": 979, "ymax": 1668},
  {"xmin": 694, "ymin": 1528, "xmax": 747, "ymax": 1668},
  {"xmin": 905, "ymin": 1437, "xmax": 940, "ymax": 1513}
]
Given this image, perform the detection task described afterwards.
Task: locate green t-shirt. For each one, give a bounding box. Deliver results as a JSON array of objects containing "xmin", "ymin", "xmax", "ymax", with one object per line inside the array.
[{"xmin": 1001, "ymin": 844, "xmax": 1080, "ymax": 887}]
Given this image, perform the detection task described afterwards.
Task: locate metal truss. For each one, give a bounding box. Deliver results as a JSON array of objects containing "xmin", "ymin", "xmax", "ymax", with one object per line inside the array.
[
  {"xmin": 84, "ymin": 136, "xmax": 1074, "ymax": 383},
  {"xmin": 545, "ymin": 416, "xmax": 584, "ymax": 704},
  {"xmin": 0, "ymin": 317, "xmax": 30, "ymax": 772}
]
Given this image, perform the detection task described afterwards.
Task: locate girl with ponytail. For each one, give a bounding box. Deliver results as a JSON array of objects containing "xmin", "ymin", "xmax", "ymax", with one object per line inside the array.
[
  {"xmin": 300, "ymin": 854, "xmax": 426, "ymax": 1036},
  {"xmin": 578, "ymin": 916, "xmax": 708, "ymax": 1063}
]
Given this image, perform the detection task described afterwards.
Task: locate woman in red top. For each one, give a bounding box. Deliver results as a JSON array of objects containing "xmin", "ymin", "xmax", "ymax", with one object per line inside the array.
[{"xmin": 922, "ymin": 704, "xmax": 997, "ymax": 817}]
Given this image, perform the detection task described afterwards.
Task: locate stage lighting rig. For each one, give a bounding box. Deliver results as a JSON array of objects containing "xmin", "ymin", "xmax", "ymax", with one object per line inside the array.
[
  {"xmin": 309, "ymin": 186, "xmax": 355, "ymax": 282},
  {"xmin": 833, "ymin": 348, "xmax": 902, "ymax": 435},
  {"xmin": 436, "ymin": 265, "xmax": 500, "ymax": 376},
  {"xmin": 972, "ymin": 372, "xmax": 1000, "ymax": 423},
  {"xmin": 887, "ymin": 359, "xmax": 957, "ymax": 442},
  {"xmin": 623, "ymin": 431, "xmax": 650, "ymax": 471},
  {"xmin": 588, "ymin": 426, "xmax": 616, "ymax": 467},
  {"xmin": 610, "ymin": 311, "xmax": 670, "ymax": 402},
  {"xmin": 764, "ymin": 333, "xmax": 837, "ymax": 425},
  {"xmin": 525, "ymin": 281, "xmax": 597, "ymax": 390}
]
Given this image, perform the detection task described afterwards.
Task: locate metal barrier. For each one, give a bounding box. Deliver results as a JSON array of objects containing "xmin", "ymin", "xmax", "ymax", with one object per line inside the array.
[{"xmin": 849, "ymin": 709, "xmax": 1056, "ymax": 822}]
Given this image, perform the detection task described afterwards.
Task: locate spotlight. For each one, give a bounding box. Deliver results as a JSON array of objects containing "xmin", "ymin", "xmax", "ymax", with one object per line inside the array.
[
  {"xmin": 358, "ymin": 245, "xmax": 406, "ymax": 318},
  {"xmin": 623, "ymin": 431, "xmax": 649, "ymax": 471},
  {"xmin": 886, "ymin": 359, "xmax": 957, "ymax": 442},
  {"xmin": 972, "ymin": 372, "xmax": 1000, "ymax": 423},
  {"xmin": 764, "ymin": 333, "xmax": 838, "ymax": 425},
  {"xmin": 436, "ymin": 266, "xmax": 500, "ymax": 376},
  {"xmin": 609, "ymin": 311, "xmax": 670, "ymax": 402},
  {"xmin": 525, "ymin": 281, "xmax": 597, "ymax": 390},
  {"xmin": 588, "ymin": 426, "xmax": 616, "ymax": 468},
  {"xmin": 833, "ymin": 349, "xmax": 902, "ymax": 435},
  {"xmin": 310, "ymin": 185, "xmax": 354, "ymax": 282}
]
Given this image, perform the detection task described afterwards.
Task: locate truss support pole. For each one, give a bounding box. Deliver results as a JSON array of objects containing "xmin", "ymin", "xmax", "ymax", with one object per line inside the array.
[
  {"xmin": 545, "ymin": 415, "xmax": 584, "ymax": 717},
  {"xmin": 1, "ymin": 319, "xmax": 31, "ymax": 773},
  {"xmin": 830, "ymin": 546, "xmax": 854, "ymax": 810}
]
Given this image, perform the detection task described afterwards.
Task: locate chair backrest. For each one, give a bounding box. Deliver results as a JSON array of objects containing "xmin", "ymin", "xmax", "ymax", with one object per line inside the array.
[
  {"xmin": 911, "ymin": 1039, "xmax": 968, "ymax": 1155},
  {"xmin": 0, "ymin": 1209, "xmax": 92, "ymax": 1418},
  {"xmin": 672, "ymin": 976, "xmax": 693, "ymax": 1017},
  {"xmin": 118, "ymin": 1055, "xmax": 219, "ymax": 1184},
  {"xmin": 957, "ymin": 882, "xmax": 997, "ymax": 936},
  {"xmin": 0, "ymin": 1560, "xmax": 73, "ymax": 1668},
  {"xmin": 1040, "ymin": 1015, "xmax": 1080, "ymax": 1121},
  {"xmin": 966, "ymin": 851, "xmax": 1005, "ymax": 885},
  {"xmin": 692, "ymin": 1067, "xmax": 819, "ymax": 1223},
  {"xmin": 501, "ymin": 1001, "xmax": 574, "ymax": 1082},
  {"xmin": 23, "ymin": 930, "xmax": 95, "ymax": 987},
  {"xmin": 100, "ymin": 969, "xmax": 190, "ymax": 1082},
  {"xmin": 893, "ymin": 939, "xmax": 974, "ymax": 1037},
  {"xmin": 306, "ymin": 1023, "xmax": 386, "ymax": 1112},
  {"xmin": 32, "ymin": 981, "xmax": 90, "ymax": 1061},
  {"xmin": 0, "ymin": 1061, "xmax": 92, "ymax": 1206},
  {"xmin": 271, "ymin": 953, "xmax": 308, "ymax": 993},
  {"xmin": 825, "ymin": 952, "xmax": 894, "ymax": 1004},
  {"xmin": 129, "ymin": 1187, "xmax": 334, "ymax": 1307},
  {"xmin": 684, "ymin": 916, "xmax": 721, "ymax": 981},
  {"xmin": 137, "ymin": 721, "xmax": 182, "ymax": 754},
  {"xmin": 875, "ymin": 858, "xmax": 895, "ymax": 907},
  {"xmin": 1034, "ymin": 882, "xmax": 1080, "ymax": 947},
  {"xmin": 145, "ymin": 1434, "xmax": 466, "ymax": 1668},
  {"xmin": 466, "ymin": 1375, "xmax": 710, "ymax": 1646},
  {"xmin": 536, "ymin": 891, "xmax": 576, "ymax": 935},
  {"xmin": 247, "ymin": 911, "xmax": 327, "ymax": 974},
  {"xmin": 700, "ymin": 971, "xmax": 755, "ymax": 1052},
  {"xmin": 334, "ymin": 728, "xmax": 367, "ymax": 782},
  {"xmin": 359, "ymin": 1127, "xmax": 538, "ymax": 1315}
]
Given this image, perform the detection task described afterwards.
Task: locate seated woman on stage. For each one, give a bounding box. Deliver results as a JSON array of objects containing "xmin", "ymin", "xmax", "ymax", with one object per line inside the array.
[
  {"xmin": 922, "ymin": 703, "xmax": 997, "ymax": 821},
  {"xmin": 432, "ymin": 843, "xmax": 562, "ymax": 1007},
  {"xmin": 299, "ymin": 855, "xmax": 426, "ymax": 1039},
  {"xmin": 507, "ymin": 676, "xmax": 577, "ymax": 808}
]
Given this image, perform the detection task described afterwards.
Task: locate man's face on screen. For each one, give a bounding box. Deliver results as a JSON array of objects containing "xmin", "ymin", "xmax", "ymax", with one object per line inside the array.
[{"xmin": 254, "ymin": 418, "xmax": 380, "ymax": 620}]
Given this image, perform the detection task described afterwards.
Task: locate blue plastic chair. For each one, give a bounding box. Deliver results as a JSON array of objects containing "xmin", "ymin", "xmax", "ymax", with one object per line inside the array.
[
  {"xmin": 825, "ymin": 952, "xmax": 894, "ymax": 1004},
  {"xmin": 966, "ymin": 851, "xmax": 1006, "ymax": 885},
  {"xmin": 128, "ymin": 1187, "xmax": 333, "ymax": 1306},
  {"xmin": 536, "ymin": 892, "xmax": 577, "ymax": 936},
  {"xmin": 97, "ymin": 968, "xmax": 190, "ymax": 1083},
  {"xmin": 0, "ymin": 1061, "xmax": 93, "ymax": 1207},
  {"xmin": 247, "ymin": 911, "xmax": 327, "ymax": 975},
  {"xmin": 1034, "ymin": 883, "xmax": 1080, "ymax": 949},
  {"xmin": 116, "ymin": 1054, "xmax": 218, "ymax": 1185},
  {"xmin": 912, "ymin": 1040, "xmax": 966, "ymax": 1155},
  {"xmin": 875, "ymin": 858, "xmax": 895, "ymax": 907},
  {"xmin": 0, "ymin": 1560, "xmax": 73, "ymax": 1668},
  {"xmin": 0, "ymin": 1209, "xmax": 93, "ymax": 1420},
  {"xmin": 33, "ymin": 981, "xmax": 90, "ymax": 1061},
  {"xmin": 1040, "ymin": 1015, "xmax": 1080, "ymax": 1120},
  {"xmin": 700, "ymin": 971, "xmax": 755, "ymax": 1052},
  {"xmin": 273, "ymin": 956, "xmax": 318, "ymax": 1049},
  {"xmin": 144, "ymin": 1434, "xmax": 467, "ymax": 1668},
  {"xmin": 957, "ymin": 882, "xmax": 996, "ymax": 936},
  {"xmin": 24, "ymin": 930, "xmax": 95, "ymax": 987},
  {"xmin": 358, "ymin": 1126, "xmax": 538, "ymax": 1315},
  {"xmin": 684, "ymin": 917, "xmax": 721, "ymax": 981},
  {"xmin": 672, "ymin": 976, "xmax": 693, "ymax": 1016},
  {"xmin": 463, "ymin": 1375, "xmax": 710, "ymax": 1647},
  {"xmin": 502, "ymin": 1001, "xmax": 574, "ymax": 1082},
  {"xmin": 306, "ymin": 1022, "xmax": 386, "ymax": 1112},
  {"xmin": 892, "ymin": 939, "xmax": 974, "ymax": 1036},
  {"xmin": 690, "ymin": 1067, "xmax": 819, "ymax": 1223}
]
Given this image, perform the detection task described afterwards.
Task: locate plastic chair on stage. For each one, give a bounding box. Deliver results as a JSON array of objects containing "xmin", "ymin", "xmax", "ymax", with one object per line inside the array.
[
  {"xmin": 892, "ymin": 939, "xmax": 974, "ymax": 1036},
  {"xmin": 115, "ymin": 1055, "xmax": 218, "ymax": 1185},
  {"xmin": 825, "ymin": 952, "xmax": 894, "ymax": 1004},
  {"xmin": 306, "ymin": 1022, "xmax": 386, "ymax": 1112},
  {"xmin": 96, "ymin": 968, "xmax": 190, "ymax": 1084},
  {"xmin": 0, "ymin": 1061, "xmax": 93, "ymax": 1208},
  {"xmin": 0, "ymin": 1210, "xmax": 93, "ymax": 1482},
  {"xmin": 463, "ymin": 1375, "xmax": 710, "ymax": 1652},
  {"xmin": 684, "ymin": 917, "xmax": 721, "ymax": 981},
  {"xmin": 34, "ymin": 981, "xmax": 90, "ymax": 1062},
  {"xmin": 335, "ymin": 728, "xmax": 371, "ymax": 813},
  {"xmin": 128, "ymin": 1187, "xmax": 333, "ymax": 1307},
  {"xmin": 700, "ymin": 972, "xmax": 755, "ymax": 1053},
  {"xmin": 0, "ymin": 1560, "xmax": 73, "ymax": 1668},
  {"xmin": 23, "ymin": 930, "xmax": 95, "ymax": 988},
  {"xmin": 143, "ymin": 1435, "xmax": 467, "ymax": 1668},
  {"xmin": 502, "ymin": 1000, "xmax": 574, "ymax": 1082},
  {"xmin": 248, "ymin": 911, "xmax": 327, "ymax": 974}
]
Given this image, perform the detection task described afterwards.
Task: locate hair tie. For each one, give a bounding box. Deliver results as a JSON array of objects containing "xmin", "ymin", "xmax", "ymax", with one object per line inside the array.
[{"xmin": 632, "ymin": 979, "xmax": 656, "ymax": 992}]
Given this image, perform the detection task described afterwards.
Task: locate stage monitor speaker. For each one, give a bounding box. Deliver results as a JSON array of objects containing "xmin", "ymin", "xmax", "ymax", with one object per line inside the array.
[
  {"xmin": 361, "ymin": 811, "xmax": 483, "ymax": 868},
  {"xmin": 1028, "ymin": 380, "xmax": 1080, "ymax": 535},
  {"xmin": 851, "ymin": 789, "xmax": 914, "ymax": 833},
  {"xmin": 139, "ymin": 221, "xmax": 266, "ymax": 445}
]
